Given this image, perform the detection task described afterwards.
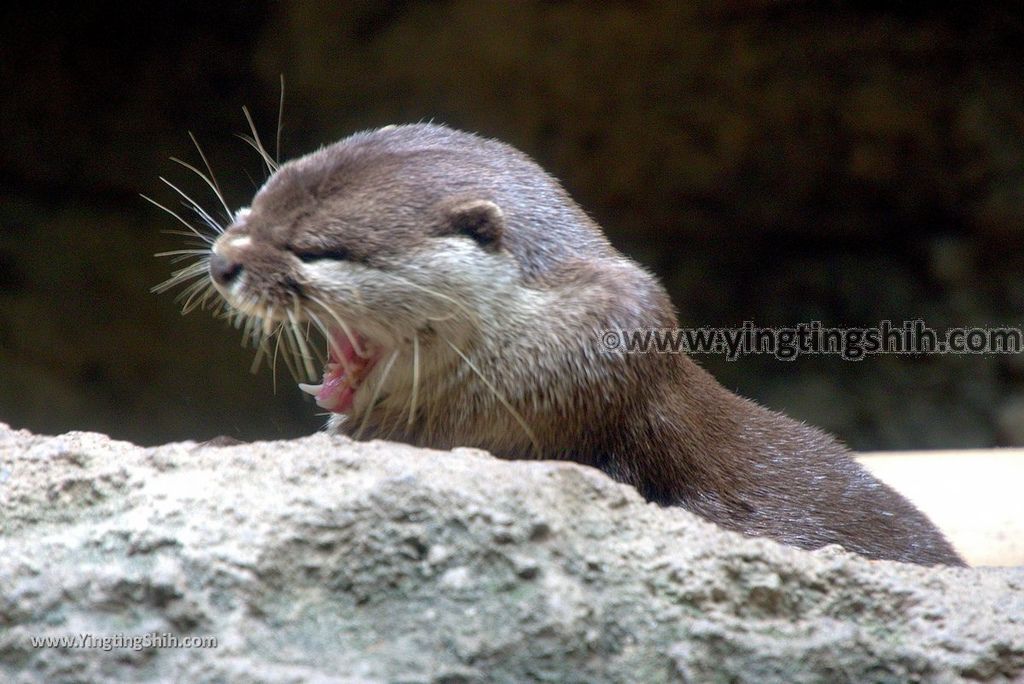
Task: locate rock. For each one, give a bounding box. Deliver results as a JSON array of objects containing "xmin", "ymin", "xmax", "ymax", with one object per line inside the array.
[{"xmin": 0, "ymin": 423, "xmax": 1022, "ymax": 683}]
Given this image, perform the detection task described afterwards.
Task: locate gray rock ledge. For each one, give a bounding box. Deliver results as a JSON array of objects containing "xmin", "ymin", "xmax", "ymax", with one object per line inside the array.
[{"xmin": 0, "ymin": 423, "xmax": 1022, "ymax": 683}]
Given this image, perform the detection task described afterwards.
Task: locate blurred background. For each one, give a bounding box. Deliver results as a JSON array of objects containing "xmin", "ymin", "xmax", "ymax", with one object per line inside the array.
[{"xmin": 1, "ymin": 2, "xmax": 1023, "ymax": 449}]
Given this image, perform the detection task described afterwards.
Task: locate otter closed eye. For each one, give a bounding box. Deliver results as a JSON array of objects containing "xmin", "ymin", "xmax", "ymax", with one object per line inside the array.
[
  {"xmin": 155, "ymin": 122, "xmax": 965, "ymax": 567},
  {"xmin": 293, "ymin": 248, "xmax": 351, "ymax": 263}
]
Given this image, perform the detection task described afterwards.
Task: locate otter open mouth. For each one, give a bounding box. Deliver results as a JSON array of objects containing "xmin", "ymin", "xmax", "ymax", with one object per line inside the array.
[{"xmin": 298, "ymin": 330, "xmax": 381, "ymax": 414}]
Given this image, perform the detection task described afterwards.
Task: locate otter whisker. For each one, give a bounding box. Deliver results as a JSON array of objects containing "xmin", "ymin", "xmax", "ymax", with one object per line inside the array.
[
  {"xmin": 169, "ymin": 260, "xmax": 210, "ymax": 276},
  {"xmin": 288, "ymin": 300, "xmax": 320, "ymax": 374},
  {"xmin": 273, "ymin": 321, "xmax": 300, "ymax": 383},
  {"xmin": 241, "ymin": 105, "xmax": 279, "ymax": 175},
  {"xmin": 286, "ymin": 308, "xmax": 318, "ymax": 380},
  {"xmin": 282, "ymin": 320, "xmax": 303, "ymax": 379},
  {"xmin": 243, "ymin": 308, "xmax": 260, "ymax": 345},
  {"xmin": 263, "ymin": 307, "xmax": 277, "ymax": 337},
  {"xmin": 169, "ymin": 277, "xmax": 205, "ymax": 305},
  {"xmin": 376, "ymin": 271, "xmax": 478, "ymax": 325},
  {"xmin": 186, "ymin": 131, "xmax": 232, "ymax": 224},
  {"xmin": 171, "ymin": 156, "xmax": 231, "ymax": 226},
  {"xmin": 159, "ymin": 176, "xmax": 223, "ymax": 234},
  {"xmin": 269, "ymin": 321, "xmax": 284, "ymax": 392},
  {"xmin": 424, "ymin": 373, "xmax": 439, "ymax": 446},
  {"xmin": 242, "ymin": 318, "xmax": 257, "ymax": 353},
  {"xmin": 142, "ymin": 194, "xmax": 214, "ymax": 245},
  {"xmin": 256, "ymin": 327, "xmax": 280, "ymax": 378},
  {"xmin": 155, "ymin": 259, "xmax": 211, "ymax": 287},
  {"xmin": 426, "ymin": 311, "xmax": 459, "ymax": 324},
  {"xmin": 278, "ymin": 311, "xmax": 295, "ymax": 366},
  {"xmin": 377, "ymin": 378, "xmax": 408, "ymax": 442},
  {"xmin": 276, "ymin": 74, "xmax": 285, "ymax": 165},
  {"xmin": 152, "ymin": 260, "xmax": 209, "ymax": 295},
  {"xmin": 250, "ymin": 315, "xmax": 278, "ymax": 377},
  {"xmin": 305, "ymin": 309, "xmax": 350, "ymax": 374},
  {"xmin": 250, "ymin": 328, "xmax": 270, "ymax": 376},
  {"xmin": 301, "ymin": 319, "xmax": 326, "ymax": 366},
  {"xmin": 170, "ymin": 156, "xmax": 226, "ymax": 217},
  {"xmin": 408, "ymin": 332, "xmax": 420, "ymax": 431},
  {"xmin": 304, "ymin": 309, "xmax": 329, "ymax": 341},
  {"xmin": 159, "ymin": 230, "xmax": 215, "ymax": 245},
  {"xmin": 166, "ymin": 255, "xmax": 208, "ymax": 266},
  {"xmin": 239, "ymin": 294, "xmax": 263, "ymax": 327},
  {"xmin": 307, "ymin": 294, "xmax": 368, "ymax": 360},
  {"xmin": 355, "ymin": 349, "xmax": 399, "ymax": 441},
  {"xmin": 444, "ymin": 338, "xmax": 540, "ymax": 457},
  {"xmin": 376, "ymin": 338, "xmax": 418, "ymax": 442},
  {"xmin": 155, "ymin": 248, "xmax": 213, "ymax": 259},
  {"xmin": 183, "ymin": 286, "xmax": 216, "ymax": 315},
  {"xmin": 179, "ymin": 279, "xmax": 217, "ymax": 314},
  {"xmin": 238, "ymin": 134, "xmax": 279, "ymax": 177}
]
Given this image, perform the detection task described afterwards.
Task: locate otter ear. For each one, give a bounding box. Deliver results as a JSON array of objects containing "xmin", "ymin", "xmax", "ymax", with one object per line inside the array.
[{"xmin": 446, "ymin": 199, "xmax": 504, "ymax": 249}]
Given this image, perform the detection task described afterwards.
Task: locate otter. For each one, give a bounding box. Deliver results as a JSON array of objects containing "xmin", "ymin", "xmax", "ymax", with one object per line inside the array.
[{"xmin": 157, "ymin": 123, "xmax": 964, "ymax": 566}]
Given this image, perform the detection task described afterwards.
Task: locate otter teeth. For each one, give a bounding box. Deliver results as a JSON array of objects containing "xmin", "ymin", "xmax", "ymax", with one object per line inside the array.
[{"xmin": 297, "ymin": 332, "xmax": 379, "ymax": 414}]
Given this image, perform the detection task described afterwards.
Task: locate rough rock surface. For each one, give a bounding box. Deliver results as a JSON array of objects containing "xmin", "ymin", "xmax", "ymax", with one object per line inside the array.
[{"xmin": 1, "ymin": 423, "xmax": 1022, "ymax": 683}]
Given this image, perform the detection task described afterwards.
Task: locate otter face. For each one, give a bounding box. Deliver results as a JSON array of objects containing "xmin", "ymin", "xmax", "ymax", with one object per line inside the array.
[
  {"xmin": 155, "ymin": 122, "xmax": 629, "ymax": 453},
  {"xmin": 209, "ymin": 185, "xmax": 514, "ymax": 415},
  {"xmin": 159, "ymin": 124, "xmax": 542, "ymax": 429}
]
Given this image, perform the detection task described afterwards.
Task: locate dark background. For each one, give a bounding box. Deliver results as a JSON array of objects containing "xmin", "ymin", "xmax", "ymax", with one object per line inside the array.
[{"xmin": 2, "ymin": 2, "xmax": 1023, "ymax": 450}]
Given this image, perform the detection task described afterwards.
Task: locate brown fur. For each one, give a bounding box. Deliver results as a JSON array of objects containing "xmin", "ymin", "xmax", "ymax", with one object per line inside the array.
[{"xmin": 203, "ymin": 123, "xmax": 965, "ymax": 567}]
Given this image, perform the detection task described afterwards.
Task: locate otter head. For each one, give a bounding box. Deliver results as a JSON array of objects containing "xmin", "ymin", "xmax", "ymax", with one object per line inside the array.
[
  {"xmin": 207, "ymin": 126, "xmax": 531, "ymax": 414},
  {"xmin": 159, "ymin": 123, "xmax": 658, "ymax": 453}
]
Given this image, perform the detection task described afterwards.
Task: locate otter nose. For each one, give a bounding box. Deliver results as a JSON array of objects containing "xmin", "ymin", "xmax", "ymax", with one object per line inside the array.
[{"xmin": 209, "ymin": 253, "xmax": 242, "ymax": 286}]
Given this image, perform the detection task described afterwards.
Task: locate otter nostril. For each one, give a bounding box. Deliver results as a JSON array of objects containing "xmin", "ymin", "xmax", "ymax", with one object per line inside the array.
[{"xmin": 210, "ymin": 253, "xmax": 242, "ymax": 286}]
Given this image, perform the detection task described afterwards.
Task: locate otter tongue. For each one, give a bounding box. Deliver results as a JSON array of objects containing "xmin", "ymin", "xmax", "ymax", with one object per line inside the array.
[{"xmin": 297, "ymin": 333, "xmax": 371, "ymax": 414}]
